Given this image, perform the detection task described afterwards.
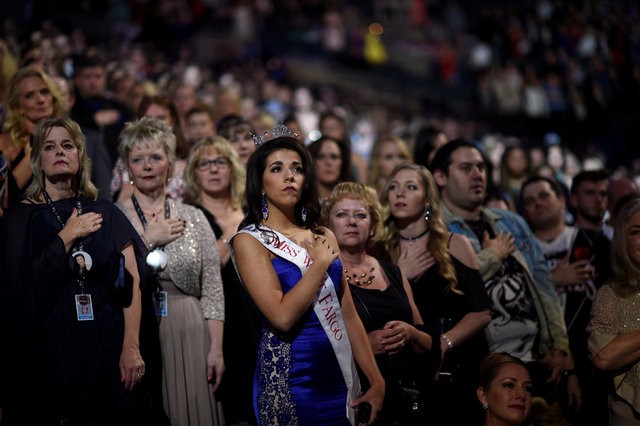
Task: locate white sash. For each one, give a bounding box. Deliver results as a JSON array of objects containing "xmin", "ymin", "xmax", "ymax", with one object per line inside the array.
[{"xmin": 232, "ymin": 224, "xmax": 361, "ymax": 424}]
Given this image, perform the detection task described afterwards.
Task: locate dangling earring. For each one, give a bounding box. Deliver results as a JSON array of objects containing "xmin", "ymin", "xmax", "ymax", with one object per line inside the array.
[
  {"xmin": 129, "ymin": 179, "xmax": 134, "ymax": 185},
  {"xmin": 424, "ymin": 205, "xmax": 432, "ymax": 228},
  {"xmin": 261, "ymin": 193, "xmax": 269, "ymax": 220},
  {"xmin": 301, "ymin": 206, "xmax": 308, "ymax": 223},
  {"xmin": 482, "ymin": 402, "xmax": 488, "ymax": 410}
]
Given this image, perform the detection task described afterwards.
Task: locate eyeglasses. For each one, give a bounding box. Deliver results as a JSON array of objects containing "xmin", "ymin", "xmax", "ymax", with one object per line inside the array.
[{"xmin": 196, "ymin": 157, "xmax": 230, "ymax": 170}]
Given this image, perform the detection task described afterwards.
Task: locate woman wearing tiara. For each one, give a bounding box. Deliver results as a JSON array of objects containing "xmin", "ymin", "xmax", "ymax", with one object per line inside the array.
[
  {"xmin": 231, "ymin": 125, "xmax": 385, "ymax": 425},
  {"xmin": 115, "ymin": 117, "xmax": 225, "ymax": 426}
]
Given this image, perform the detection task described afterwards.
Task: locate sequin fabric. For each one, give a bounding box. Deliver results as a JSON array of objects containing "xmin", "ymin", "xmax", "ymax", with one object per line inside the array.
[
  {"xmin": 589, "ymin": 285, "xmax": 640, "ymax": 404},
  {"xmin": 161, "ymin": 201, "xmax": 223, "ymax": 320},
  {"xmin": 118, "ymin": 200, "xmax": 224, "ymax": 320},
  {"xmin": 256, "ymin": 327, "xmax": 298, "ymax": 425}
]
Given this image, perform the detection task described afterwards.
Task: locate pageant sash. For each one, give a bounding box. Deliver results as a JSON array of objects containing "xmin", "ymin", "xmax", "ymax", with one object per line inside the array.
[{"xmin": 232, "ymin": 225, "xmax": 361, "ymax": 424}]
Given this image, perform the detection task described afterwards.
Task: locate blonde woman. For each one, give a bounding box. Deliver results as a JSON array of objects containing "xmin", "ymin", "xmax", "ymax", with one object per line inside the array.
[
  {"xmin": 379, "ymin": 162, "xmax": 491, "ymax": 425},
  {"xmin": 367, "ymin": 134, "xmax": 412, "ymax": 194},
  {"xmin": 323, "ymin": 181, "xmax": 433, "ymax": 425},
  {"xmin": 116, "ymin": 117, "xmax": 224, "ymax": 426},
  {"xmin": 0, "ymin": 67, "xmax": 65, "ymax": 209},
  {"xmin": 184, "ymin": 135, "xmax": 259, "ymax": 425},
  {"xmin": 0, "ymin": 117, "xmax": 159, "ymax": 424},
  {"xmin": 589, "ymin": 196, "xmax": 640, "ymax": 425}
]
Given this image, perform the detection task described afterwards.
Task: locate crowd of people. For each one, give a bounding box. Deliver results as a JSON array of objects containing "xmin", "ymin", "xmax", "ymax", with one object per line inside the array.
[{"xmin": 1, "ymin": 1, "xmax": 640, "ymax": 426}]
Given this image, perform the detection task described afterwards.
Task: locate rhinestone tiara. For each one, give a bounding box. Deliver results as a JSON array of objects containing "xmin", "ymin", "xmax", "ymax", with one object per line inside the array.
[{"xmin": 251, "ymin": 122, "xmax": 300, "ymax": 146}]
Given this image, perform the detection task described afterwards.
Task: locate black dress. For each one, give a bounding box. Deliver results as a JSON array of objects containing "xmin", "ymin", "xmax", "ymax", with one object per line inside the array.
[
  {"xmin": 194, "ymin": 205, "xmax": 261, "ymax": 425},
  {"xmin": 409, "ymin": 256, "xmax": 491, "ymax": 425},
  {"xmin": 0, "ymin": 197, "xmax": 167, "ymax": 425},
  {"xmin": 351, "ymin": 261, "xmax": 436, "ymax": 426}
]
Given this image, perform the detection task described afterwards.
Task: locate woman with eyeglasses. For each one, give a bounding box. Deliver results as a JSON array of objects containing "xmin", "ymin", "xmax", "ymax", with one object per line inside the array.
[
  {"xmin": 184, "ymin": 136, "xmax": 261, "ymax": 425},
  {"xmin": 116, "ymin": 117, "xmax": 225, "ymax": 426}
]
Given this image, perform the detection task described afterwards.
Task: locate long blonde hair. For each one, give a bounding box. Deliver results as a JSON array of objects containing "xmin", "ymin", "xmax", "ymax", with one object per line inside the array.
[
  {"xmin": 3, "ymin": 67, "xmax": 65, "ymax": 147},
  {"xmin": 380, "ymin": 162, "xmax": 459, "ymax": 293},
  {"xmin": 367, "ymin": 134, "xmax": 413, "ymax": 193},
  {"xmin": 183, "ymin": 135, "xmax": 246, "ymax": 210},
  {"xmin": 24, "ymin": 117, "xmax": 98, "ymax": 201}
]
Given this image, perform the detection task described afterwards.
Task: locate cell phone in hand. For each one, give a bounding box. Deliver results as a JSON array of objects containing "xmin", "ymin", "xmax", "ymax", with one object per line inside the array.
[{"xmin": 357, "ymin": 402, "xmax": 371, "ymax": 424}]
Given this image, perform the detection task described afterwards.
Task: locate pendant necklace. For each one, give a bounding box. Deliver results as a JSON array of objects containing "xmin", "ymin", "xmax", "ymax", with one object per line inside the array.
[
  {"xmin": 399, "ymin": 228, "xmax": 429, "ymax": 246},
  {"xmin": 344, "ymin": 266, "xmax": 376, "ymax": 287},
  {"xmin": 43, "ymin": 190, "xmax": 95, "ymax": 321},
  {"xmin": 131, "ymin": 194, "xmax": 170, "ymax": 272}
]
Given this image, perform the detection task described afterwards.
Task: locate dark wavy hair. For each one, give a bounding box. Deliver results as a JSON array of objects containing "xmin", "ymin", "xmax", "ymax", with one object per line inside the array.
[{"xmin": 239, "ymin": 137, "xmax": 322, "ymax": 232}]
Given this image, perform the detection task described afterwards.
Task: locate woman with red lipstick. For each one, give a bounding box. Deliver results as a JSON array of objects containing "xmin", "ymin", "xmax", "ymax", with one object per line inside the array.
[
  {"xmin": 477, "ymin": 353, "xmax": 533, "ymax": 426},
  {"xmin": 231, "ymin": 131, "xmax": 385, "ymax": 425},
  {"xmin": 184, "ymin": 135, "xmax": 260, "ymax": 425},
  {"xmin": 323, "ymin": 181, "xmax": 434, "ymax": 425},
  {"xmin": 379, "ymin": 162, "xmax": 491, "ymax": 425},
  {"xmin": 0, "ymin": 67, "xmax": 65, "ymax": 212},
  {"xmin": 116, "ymin": 117, "xmax": 225, "ymax": 426}
]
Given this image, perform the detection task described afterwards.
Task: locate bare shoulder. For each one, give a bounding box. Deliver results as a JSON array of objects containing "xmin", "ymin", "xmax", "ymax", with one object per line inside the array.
[{"xmin": 448, "ymin": 232, "xmax": 478, "ymax": 269}]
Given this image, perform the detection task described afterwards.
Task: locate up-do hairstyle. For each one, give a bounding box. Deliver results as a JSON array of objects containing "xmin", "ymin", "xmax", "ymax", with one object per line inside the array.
[
  {"xmin": 570, "ymin": 169, "xmax": 610, "ymax": 195},
  {"xmin": 239, "ymin": 136, "xmax": 321, "ymax": 232},
  {"xmin": 477, "ymin": 352, "xmax": 529, "ymax": 390}
]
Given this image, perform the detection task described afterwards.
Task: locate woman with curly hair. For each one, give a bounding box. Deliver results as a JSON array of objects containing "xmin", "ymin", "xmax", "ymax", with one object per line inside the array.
[{"xmin": 323, "ymin": 181, "xmax": 434, "ymax": 425}]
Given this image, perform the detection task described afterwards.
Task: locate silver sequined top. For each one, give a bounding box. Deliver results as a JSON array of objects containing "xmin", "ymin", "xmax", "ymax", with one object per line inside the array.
[
  {"xmin": 588, "ymin": 284, "xmax": 640, "ymax": 409},
  {"xmin": 119, "ymin": 200, "xmax": 224, "ymax": 320}
]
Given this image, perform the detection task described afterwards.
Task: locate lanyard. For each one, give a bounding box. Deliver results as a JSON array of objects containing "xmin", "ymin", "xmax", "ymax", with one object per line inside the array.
[
  {"xmin": 43, "ymin": 190, "xmax": 83, "ymax": 251},
  {"xmin": 131, "ymin": 194, "xmax": 171, "ymax": 272},
  {"xmin": 130, "ymin": 194, "xmax": 170, "ymax": 231},
  {"xmin": 43, "ymin": 190, "xmax": 88, "ymax": 292}
]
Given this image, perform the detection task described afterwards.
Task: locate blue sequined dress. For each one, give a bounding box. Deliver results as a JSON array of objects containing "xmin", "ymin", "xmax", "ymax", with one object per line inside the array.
[{"xmin": 254, "ymin": 256, "xmax": 350, "ymax": 426}]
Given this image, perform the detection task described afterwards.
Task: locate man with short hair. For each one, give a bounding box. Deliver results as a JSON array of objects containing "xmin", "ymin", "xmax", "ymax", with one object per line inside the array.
[
  {"xmin": 570, "ymin": 169, "xmax": 612, "ymax": 238},
  {"xmin": 70, "ymin": 54, "xmax": 132, "ymax": 197},
  {"xmin": 186, "ymin": 103, "xmax": 216, "ymax": 143},
  {"xmin": 429, "ymin": 139, "xmax": 573, "ymax": 410},
  {"xmin": 520, "ymin": 175, "xmax": 611, "ymax": 424}
]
